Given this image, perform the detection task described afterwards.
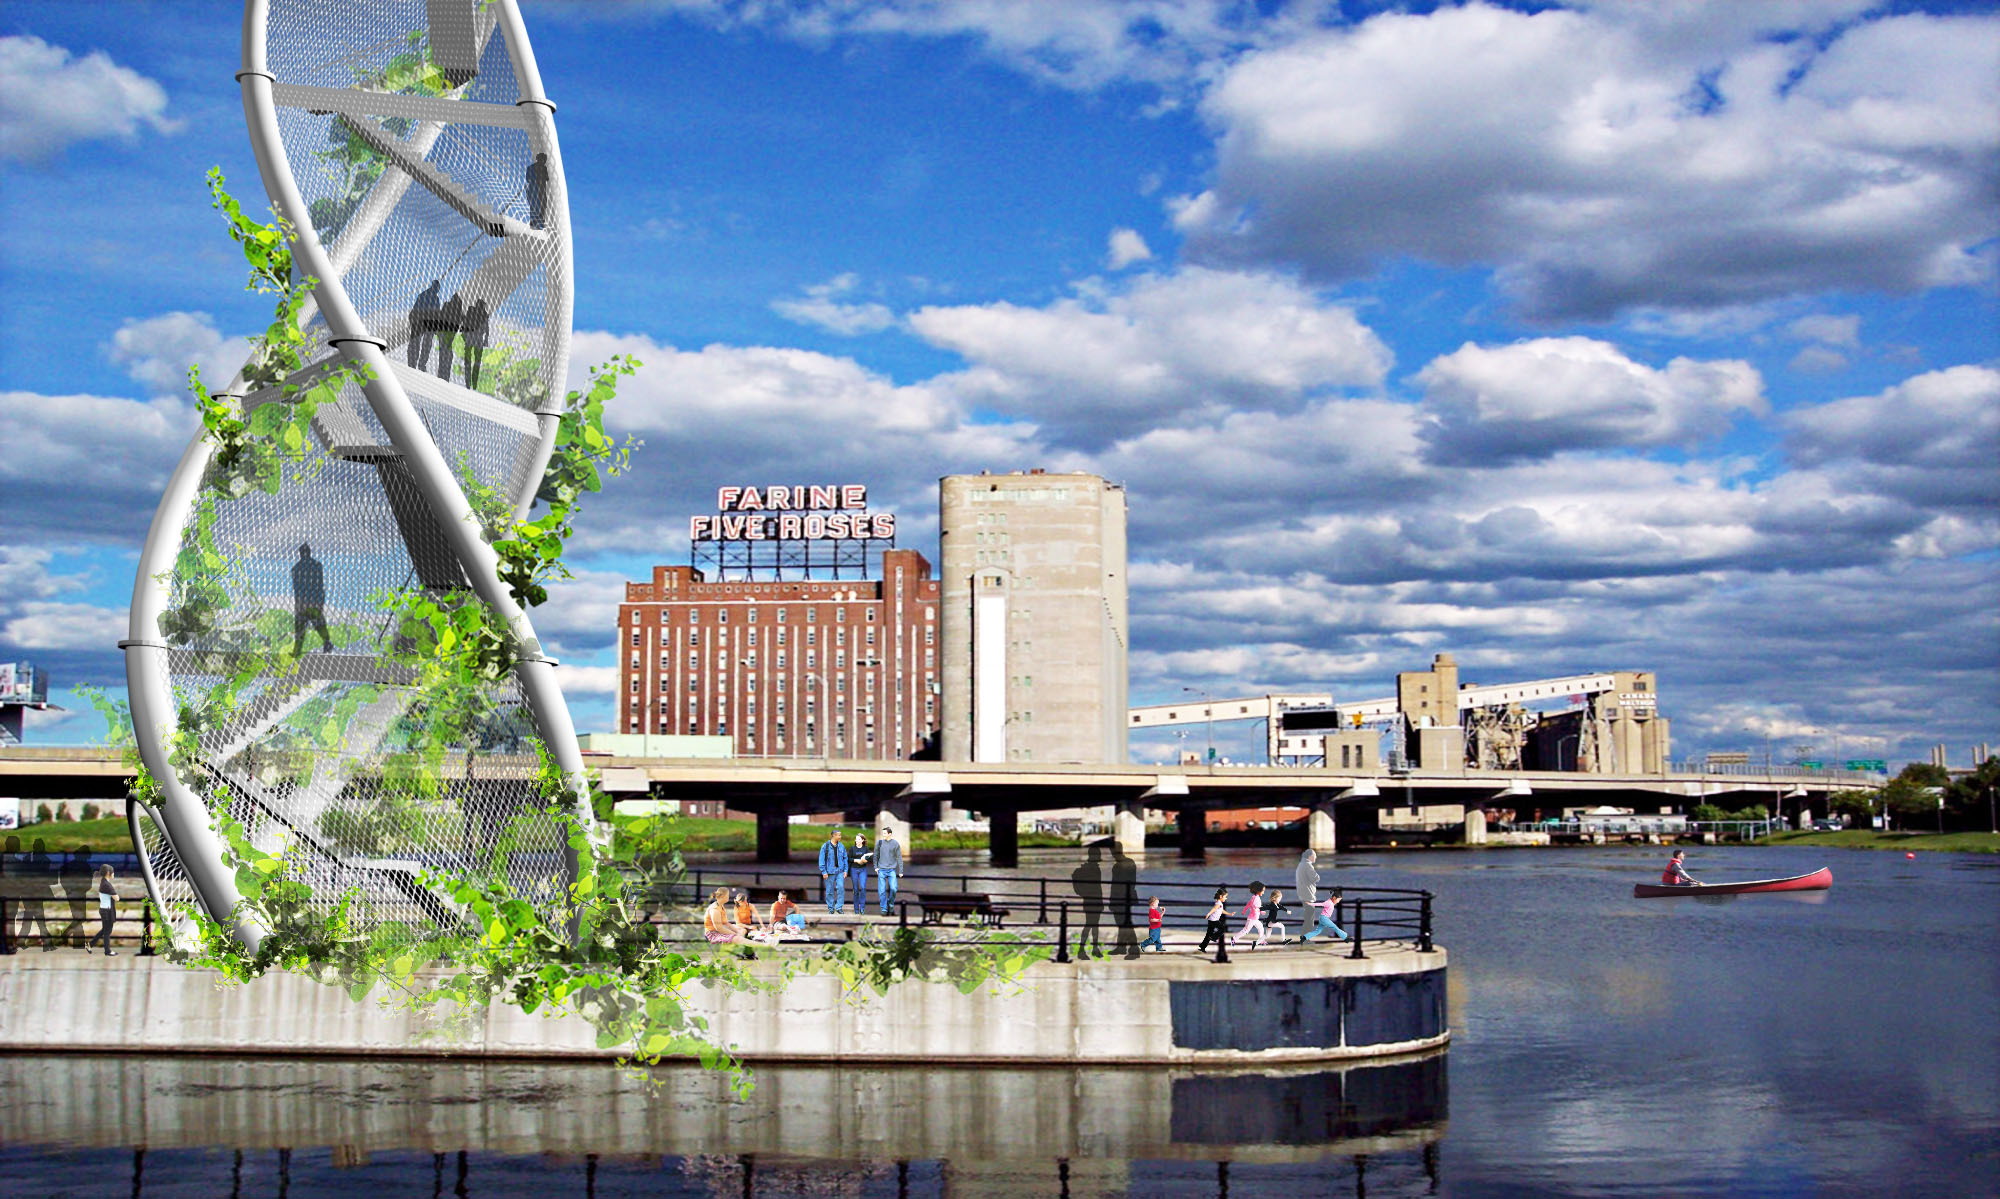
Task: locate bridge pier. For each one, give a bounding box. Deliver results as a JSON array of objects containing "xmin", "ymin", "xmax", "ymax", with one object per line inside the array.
[
  {"xmin": 1115, "ymin": 799, "xmax": 1147, "ymax": 856},
  {"xmin": 1309, "ymin": 801, "xmax": 1337, "ymax": 853},
  {"xmin": 755, "ymin": 809, "xmax": 791, "ymax": 863},
  {"xmin": 874, "ymin": 799, "xmax": 911, "ymax": 853},
  {"xmin": 988, "ymin": 806, "xmax": 1018, "ymax": 868},
  {"xmin": 1177, "ymin": 806, "xmax": 1207, "ymax": 860}
]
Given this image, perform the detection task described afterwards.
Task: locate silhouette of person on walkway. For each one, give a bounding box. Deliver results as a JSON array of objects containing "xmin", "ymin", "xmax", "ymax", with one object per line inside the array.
[
  {"xmin": 58, "ymin": 849, "xmax": 90, "ymax": 948},
  {"xmin": 407, "ymin": 279, "xmax": 443, "ymax": 373},
  {"xmin": 19, "ymin": 837, "xmax": 52, "ymax": 949},
  {"xmin": 525, "ymin": 153, "xmax": 549, "ymax": 229},
  {"xmin": 1108, "ymin": 841, "xmax": 1141, "ymax": 959},
  {"xmin": 435, "ymin": 291, "xmax": 465, "ymax": 382},
  {"xmin": 460, "ymin": 296, "xmax": 489, "ymax": 390},
  {"xmin": 1071, "ymin": 842, "xmax": 1105, "ymax": 958},
  {"xmin": 292, "ymin": 544, "xmax": 334, "ymax": 655}
]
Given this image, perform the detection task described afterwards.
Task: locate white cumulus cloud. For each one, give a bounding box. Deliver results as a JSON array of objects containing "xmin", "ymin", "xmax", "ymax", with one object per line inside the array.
[
  {"xmin": 0, "ymin": 35, "xmax": 177, "ymax": 162},
  {"xmin": 1173, "ymin": 5, "xmax": 2000, "ymax": 319},
  {"xmin": 1106, "ymin": 227, "xmax": 1153, "ymax": 270},
  {"xmin": 910, "ymin": 266, "xmax": 1391, "ymax": 444},
  {"xmin": 1414, "ymin": 337, "xmax": 1766, "ymax": 464}
]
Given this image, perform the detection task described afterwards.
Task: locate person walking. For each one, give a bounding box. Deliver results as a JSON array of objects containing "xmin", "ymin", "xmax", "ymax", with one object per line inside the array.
[
  {"xmin": 407, "ymin": 278, "xmax": 442, "ymax": 372},
  {"xmin": 1230, "ymin": 881, "xmax": 1268, "ymax": 951},
  {"xmin": 1196, "ymin": 887, "xmax": 1229, "ymax": 954},
  {"xmin": 459, "ymin": 296, "xmax": 490, "ymax": 390},
  {"xmin": 817, "ymin": 827, "xmax": 849, "ymax": 914},
  {"xmin": 1265, "ymin": 888, "xmax": 1290, "ymax": 943},
  {"xmin": 291, "ymin": 544, "xmax": 334, "ymax": 655},
  {"xmin": 88, "ymin": 865, "xmax": 118, "ymax": 955},
  {"xmin": 434, "ymin": 291, "xmax": 464, "ymax": 381},
  {"xmin": 1142, "ymin": 896, "xmax": 1165, "ymax": 953},
  {"xmin": 847, "ymin": 831, "xmax": 872, "ymax": 919},
  {"xmin": 874, "ymin": 827, "xmax": 903, "ymax": 914},
  {"xmin": 1295, "ymin": 849, "xmax": 1320, "ymax": 907}
]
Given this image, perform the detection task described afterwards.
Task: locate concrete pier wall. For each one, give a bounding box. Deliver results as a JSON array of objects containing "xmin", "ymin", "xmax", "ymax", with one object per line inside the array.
[{"xmin": 0, "ymin": 947, "xmax": 1447, "ymax": 1065}]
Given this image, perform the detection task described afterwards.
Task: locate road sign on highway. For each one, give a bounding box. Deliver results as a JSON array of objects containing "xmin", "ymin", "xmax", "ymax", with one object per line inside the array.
[
  {"xmin": 1798, "ymin": 759, "xmax": 1823, "ymax": 769},
  {"xmin": 1845, "ymin": 759, "xmax": 1887, "ymax": 772}
]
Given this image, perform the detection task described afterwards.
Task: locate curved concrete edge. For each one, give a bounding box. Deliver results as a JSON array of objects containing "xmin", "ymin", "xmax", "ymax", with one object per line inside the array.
[{"xmin": 0, "ymin": 946, "xmax": 1448, "ymax": 1065}]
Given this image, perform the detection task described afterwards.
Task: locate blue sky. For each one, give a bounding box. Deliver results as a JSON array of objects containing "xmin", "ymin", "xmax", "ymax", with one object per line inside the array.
[{"xmin": 2, "ymin": 0, "xmax": 1995, "ymax": 768}]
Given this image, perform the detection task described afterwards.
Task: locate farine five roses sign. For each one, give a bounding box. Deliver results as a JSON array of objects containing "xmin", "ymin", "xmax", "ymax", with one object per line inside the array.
[{"xmin": 688, "ymin": 485, "xmax": 897, "ymax": 542}]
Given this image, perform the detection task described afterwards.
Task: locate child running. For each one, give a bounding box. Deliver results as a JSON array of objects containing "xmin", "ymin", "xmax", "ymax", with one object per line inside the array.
[
  {"xmin": 1299, "ymin": 888, "xmax": 1349, "ymax": 944},
  {"xmin": 1231, "ymin": 881, "xmax": 1268, "ymax": 950},
  {"xmin": 1196, "ymin": 887, "xmax": 1229, "ymax": 954}
]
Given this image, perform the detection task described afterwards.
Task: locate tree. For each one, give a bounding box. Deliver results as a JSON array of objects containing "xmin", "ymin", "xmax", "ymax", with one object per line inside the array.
[
  {"xmin": 1828, "ymin": 790, "xmax": 1875, "ymax": 824},
  {"xmin": 1898, "ymin": 762, "xmax": 1949, "ymax": 788},
  {"xmin": 1880, "ymin": 776, "xmax": 1941, "ymax": 828},
  {"xmin": 1944, "ymin": 756, "xmax": 2000, "ymax": 832}
]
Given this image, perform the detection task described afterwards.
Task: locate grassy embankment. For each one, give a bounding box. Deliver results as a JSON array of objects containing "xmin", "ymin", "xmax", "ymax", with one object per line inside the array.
[
  {"xmin": 1760, "ymin": 829, "xmax": 2000, "ymax": 853},
  {"xmin": 3, "ymin": 816, "xmax": 1080, "ymax": 857}
]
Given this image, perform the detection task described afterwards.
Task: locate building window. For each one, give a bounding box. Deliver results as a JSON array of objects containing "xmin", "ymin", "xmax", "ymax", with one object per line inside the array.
[
  {"xmin": 777, "ymin": 652, "xmax": 787, "ymax": 669},
  {"xmin": 629, "ymin": 678, "xmax": 638, "ymax": 693},
  {"xmin": 806, "ymin": 608, "xmax": 817, "ymax": 623},
  {"xmin": 836, "ymin": 609, "xmax": 846, "ymax": 623},
  {"xmin": 629, "ymin": 631, "xmax": 639, "ymax": 647},
  {"xmin": 748, "ymin": 630, "xmax": 758, "ymax": 647},
  {"xmin": 748, "ymin": 608, "xmax": 759, "ymax": 623},
  {"xmin": 836, "ymin": 652, "xmax": 846, "ymax": 669},
  {"xmin": 690, "ymin": 611, "xmax": 699, "ymax": 624},
  {"xmin": 658, "ymin": 679, "xmax": 668, "ymax": 693},
  {"xmin": 837, "ymin": 629, "xmax": 847, "ymax": 647},
  {"xmin": 924, "ymin": 648, "xmax": 934, "ymax": 667},
  {"xmin": 837, "ymin": 677, "xmax": 846, "ymax": 692},
  {"xmin": 807, "ymin": 629, "xmax": 817, "ymax": 647},
  {"xmin": 690, "ymin": 631, "xmax": 700, "ymax": 646},
  {"xmin": 776, "ymin": 629, "xmax": 787, "ymax": 646},
  {"xmin": 866, "ymin": 628, "xmax": 876, "ymax": 646},
  {"xmin": 777, "ymin": 610, "xmax": 787, "ymax": 623},
  {"xmin": 925, "ymin": 628, "xmax": 934, "ymax": 645},
  {"xmin": 718, "ymin": 611, "xmax": 729, "ymax": 624},
  {"xmin": 865, "ymin": 609, "xmax": 876, "ymax": 622},
  {"xmin": 658, "ymin": 654, "xmax": 668, "ymax": 670},
  {"xmin": 688, "ymin": 653, "xmax": 697, "ymax": 669},
  {"xmin": 688, "ymin": 679, "xmax": 697, "ymax": 692},
  {"xmin": 807, "ymin": 651, "xmax": 817, "ymax": 669}
]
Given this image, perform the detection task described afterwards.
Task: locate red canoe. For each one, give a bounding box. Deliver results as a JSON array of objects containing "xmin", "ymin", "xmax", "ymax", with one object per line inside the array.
[{"xmin": 1633, "ymin": 866, "xmax": 1832, "ymax": 898}]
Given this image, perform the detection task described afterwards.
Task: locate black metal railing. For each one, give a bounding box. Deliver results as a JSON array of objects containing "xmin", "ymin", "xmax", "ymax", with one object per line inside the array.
[
  {"xmin": 0, "ymin": 894, "xmax": 161, "ymax": 956},
  {"xmin": 644, "ymin": 865, "xmax": 1436, "ymax": 964}
]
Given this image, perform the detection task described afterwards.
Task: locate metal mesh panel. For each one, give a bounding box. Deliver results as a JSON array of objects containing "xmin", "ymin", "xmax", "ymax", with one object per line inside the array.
[
  {"xmin": 130, "ymin": 804, "xmax": 199, "ymax": 921},
  {"xmin": 128, "ymin": 0, "xmax": 576, "ymax": 944}
]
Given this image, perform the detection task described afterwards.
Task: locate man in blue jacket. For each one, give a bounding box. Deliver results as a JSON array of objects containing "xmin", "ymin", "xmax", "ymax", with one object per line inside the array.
[{"xmin": 817, "ymin": 826, "xmax": 849, "ymax": 913}]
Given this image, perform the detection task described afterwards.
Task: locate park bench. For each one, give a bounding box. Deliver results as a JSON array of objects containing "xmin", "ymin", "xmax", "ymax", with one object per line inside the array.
[{"xmin": 917, "ymin": 892, "xmax": 1010, "ymax": 927}]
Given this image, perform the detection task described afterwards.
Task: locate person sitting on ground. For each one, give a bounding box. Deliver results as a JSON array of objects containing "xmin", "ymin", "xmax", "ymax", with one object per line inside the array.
[
  {"xmin": 1265, "ymin": 888, "xmax": 1289, "ymax": 943},
  {"xmin": 770, "ymin": 889, "xmax": 805, "ymax": 939},
  {"xmin": 1197, "ymin": 887, "xmax": 1229, "ymax": 953},
  {"xmin": 1300, "ymin": 888, "xmax": 1349, "ymax": 943},
  {"xmin": 1142, "ymin": 896, "xmax": 1165, "ymax": 953},
  {"xmin": 733, "ymin": 888, "xmax": 765, "ymax": 940},
  {"xmin": 1231, "ymin": 881, "xmax": 1268, "ymax": 950},
  {"xmin": 703, "ymin": 887, "xmax": 739, "ymax": 944},
  {"xmin": 1662, "ymin": 849, "xmax": 1697, "ymax": 887}
]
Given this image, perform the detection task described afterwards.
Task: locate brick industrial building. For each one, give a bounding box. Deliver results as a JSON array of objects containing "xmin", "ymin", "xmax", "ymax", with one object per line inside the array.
[{"xmin": 617, "ymin": 548, "xmax": 942, "ymax": 759}]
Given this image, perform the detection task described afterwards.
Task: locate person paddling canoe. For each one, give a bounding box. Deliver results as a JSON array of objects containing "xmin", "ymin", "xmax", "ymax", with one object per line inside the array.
[{"xmin": 1662, "ymin": 849, "xmax": 1697, "ymax": 887}]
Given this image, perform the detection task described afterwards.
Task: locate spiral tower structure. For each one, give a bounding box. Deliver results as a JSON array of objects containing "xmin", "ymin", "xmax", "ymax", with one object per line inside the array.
[{"xmin": 123, "ymin": 0, "xmax": 586, "ymax": 949}]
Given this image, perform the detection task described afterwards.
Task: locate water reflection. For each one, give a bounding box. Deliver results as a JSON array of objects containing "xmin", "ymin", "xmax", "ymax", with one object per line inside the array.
[{"xmin": 0, "ymin": 1052, "xmax": 1446, "ymax": 1198}]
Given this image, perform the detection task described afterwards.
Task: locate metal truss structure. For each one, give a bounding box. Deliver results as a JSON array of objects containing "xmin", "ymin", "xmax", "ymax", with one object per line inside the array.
[
  {"xmin": 690, "ymin": 534, "xmax": 895, "ymax": 582},
  {"xmin": 123, "ymin": 0, "xmax": 586, "ymax": 949}
]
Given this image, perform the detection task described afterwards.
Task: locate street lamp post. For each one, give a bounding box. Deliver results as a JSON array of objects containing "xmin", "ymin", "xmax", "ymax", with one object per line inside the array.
[{"xmin": 1184, "ymin": 687, "xmax": 1213, "ymax": 766}]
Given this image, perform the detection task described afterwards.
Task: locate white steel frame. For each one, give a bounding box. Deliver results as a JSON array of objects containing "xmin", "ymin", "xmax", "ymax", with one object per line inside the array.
[{"xmin": 123, "ymin": 0, "xmax": 588, "ymax": 949}]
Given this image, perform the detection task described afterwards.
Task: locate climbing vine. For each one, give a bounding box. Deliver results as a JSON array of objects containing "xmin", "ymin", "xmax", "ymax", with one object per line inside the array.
[{"xmin": 111, "ymin": 169, "xmax": 1048, "ymax": 1090}]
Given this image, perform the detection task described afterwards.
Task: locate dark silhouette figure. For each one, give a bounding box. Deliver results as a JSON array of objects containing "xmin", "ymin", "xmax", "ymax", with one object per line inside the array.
[
  {"xmin": 1108, "ymin": 841, "xmax": 1141, "ymax": 959},
  {"xmin": 1070, "ymin": 842, "xmax": 1105, "ymax": 959},
  {"xmin": 435, "ymin": 292, "xmax": 465, "ymax": 381},
  {"xmin": 58, "ymin": 849, "xmax": 90, "ymax": 948},
  {"xmin": 292, "ymin": 544, "xmax": 334, "ymax": 655},
  {"xmin": 525, "ymin": 153, "xmax": 549, "ymax": 229},
  {"xmin": 407, "ymin": 279, "xmax": 443, "ymax": 373},
  {"xmin": 20, "ymin": 838, "xmax": 52, "ymax": 949},
  {"xmin": 460, "ymin": 296, "xmax": 490, "ymax": 390}
]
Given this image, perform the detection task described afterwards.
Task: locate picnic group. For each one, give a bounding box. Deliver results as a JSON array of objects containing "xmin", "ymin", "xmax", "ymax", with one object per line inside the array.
[{"xmin": 701, "ymin": 826, "xmax": 906, "ymax": 944}]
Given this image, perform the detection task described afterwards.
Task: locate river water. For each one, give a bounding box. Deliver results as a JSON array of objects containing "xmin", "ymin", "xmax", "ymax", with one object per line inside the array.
[{"xmin": 4, "ymin": 845, "xmax": 1995, "ymax": 1197}]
